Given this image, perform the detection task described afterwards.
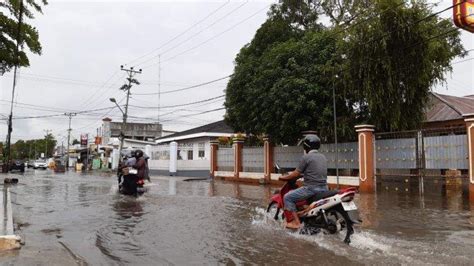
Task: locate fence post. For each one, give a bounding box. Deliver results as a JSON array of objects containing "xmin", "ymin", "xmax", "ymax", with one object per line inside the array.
[
  {"xmin": 263, "ymin": 137, "xmax": 273, "ymax": 183},
  {"xmin": 355, "ymin": 125, "xmax": 376, "ymax": 193},
  {"xmin": 464, "ymin": 114, "xmax": 474, "ymax": 202},
  {"xmin": 210, "ymin": 140, "xmax": 219, "ymax": 178},
  {"xmin": 233, "ymin": 138, "xmax": 244, "ymax": 179}
]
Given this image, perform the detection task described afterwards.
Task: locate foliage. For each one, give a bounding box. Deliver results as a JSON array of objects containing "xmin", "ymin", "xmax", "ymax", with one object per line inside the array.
[
  {"xmin": 341, "ymin": 0, "xmax": 465, "ymax": 132},
  {"xmin": 0, "ymin": 0, "xmax": 48, "ymax": 73},
  {"xmin": 10, "ymin": 134, "xmax": 56, "ymax": 159},
  {"xmin": 225, "ymin": 0, "xmax": 465, "ymax": 144},
  {"xmin": 72, "ymin": 139, "xmax": 80, "ymax": 145}
]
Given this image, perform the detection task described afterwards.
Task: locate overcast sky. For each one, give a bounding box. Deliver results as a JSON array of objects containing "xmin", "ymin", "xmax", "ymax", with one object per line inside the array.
[{"xmin": 0, "ymin": 0, "xmax": 473, "ymax": 145}]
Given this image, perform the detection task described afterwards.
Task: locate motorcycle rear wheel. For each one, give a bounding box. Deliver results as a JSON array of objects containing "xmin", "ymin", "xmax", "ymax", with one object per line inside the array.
[{"xmin": 326, "ymin": 207, "xmax": 354, "ymax": 244}]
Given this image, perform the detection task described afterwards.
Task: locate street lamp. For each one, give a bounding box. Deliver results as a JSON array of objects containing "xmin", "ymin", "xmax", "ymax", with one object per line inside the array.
[{"xmin": 109, "ymin": 98, "xmax": 124, "ymax": 115}]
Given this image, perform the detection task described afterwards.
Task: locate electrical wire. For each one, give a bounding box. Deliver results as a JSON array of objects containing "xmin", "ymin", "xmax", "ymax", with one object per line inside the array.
[
  {"xmin": 134, "ymin": 1, "xmax": 248, "ymax": 67},
  {"xmin": 133, "ymin": 75, "xmax": 230, "ymax": 95},
  {"xmin": 128, "ymin": 95, "xmax": 224, "ymax": 109},
  {"xmin": 142, "ymin": 3, "xmax": 271, "ymax": 68},
  {"xmin": 124, "ymin": 0, "xmax": 231, "ymax": 67}
]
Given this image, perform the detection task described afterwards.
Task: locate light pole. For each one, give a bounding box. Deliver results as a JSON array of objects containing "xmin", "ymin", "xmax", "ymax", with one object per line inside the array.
[
  {"xmin": 44, "ymin": 129, "xmax": 52, "ymax": 159},
  {"xmin": 333, "ymin": 74, "xmax": 339, "ymax": 189}
]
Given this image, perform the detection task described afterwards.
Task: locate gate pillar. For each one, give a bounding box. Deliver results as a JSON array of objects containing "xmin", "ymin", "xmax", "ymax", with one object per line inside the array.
[
  {"xmin": 464, "ymin": 114, "xmax": 474, "ymax": 203},
  {"xmin": 210, "ymin": 140, "xmax": 219, "ymax": 178},
  {"xmin": 263, "ymin": 137, "xmax": 273, "ymax": 183},
  {"xmin": 355, "ymin": 125, "xmax": 376, "ymax": 193},
  {"xmin": 233, "ymin": 138, "xmax": 244, "ymax": 179}
]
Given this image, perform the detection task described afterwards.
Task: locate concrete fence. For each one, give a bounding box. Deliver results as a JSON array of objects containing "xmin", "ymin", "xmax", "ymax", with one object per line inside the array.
[{"xmin": 210, "ymin": 115, "xmax": 474, "ymax": 202}]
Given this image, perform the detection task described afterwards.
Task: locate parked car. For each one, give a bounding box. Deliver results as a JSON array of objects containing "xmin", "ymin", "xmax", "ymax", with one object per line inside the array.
[
  {"xmin": 33, "ymin": 160, "xmax": 48, "ymax": 170},
  {"xmin": 9, "ymin": 160, "xmax": 25, "ymax": 172},
  {"xmin": 27, "ymin": 160, "xmax": 35, "ymax": 168}
]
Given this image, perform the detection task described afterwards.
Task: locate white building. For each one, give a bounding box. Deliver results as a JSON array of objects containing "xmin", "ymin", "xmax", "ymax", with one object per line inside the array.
[{"xmin": 150, "ymin": 120, "xmax": 235, "ymax": 177}]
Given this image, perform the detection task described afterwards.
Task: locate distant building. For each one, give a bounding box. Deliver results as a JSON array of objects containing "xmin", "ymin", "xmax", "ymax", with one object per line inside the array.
[
  {"xmin": 101, "ymin": 118, "xmax": 163, "ymax": 145},
  {"xmin": 424, "ymin": 92, "xmax": 474, "ymax": 128}
]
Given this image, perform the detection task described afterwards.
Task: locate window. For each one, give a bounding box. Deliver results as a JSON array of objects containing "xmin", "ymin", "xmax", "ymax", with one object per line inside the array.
[
  {"xmin": 187, "ymin": 150, "xmax": 193, "ymax": 160},
  {"xmin": 198, "ymin": 150, "xmax": 205, "ymax": 158}
]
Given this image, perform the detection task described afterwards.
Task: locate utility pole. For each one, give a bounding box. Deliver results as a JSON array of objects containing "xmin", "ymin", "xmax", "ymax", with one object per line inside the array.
[
  {"xmin": 44, "ymin": 129, "xmax": 52, "ymax": 158},
  {"xmin": 64, "ymin": 112, "xmax": 77, "ymax": 169},
  {"xmin": 117, "ymin": 65, "xmax": 142, "ymax": 161},
  {"xmin": 333, "ymin": 75, "xmax": 339, "ymax": 189},
  {"xmin": 158, "ymin": 54, "xmax": 161, "ymax": 124},
  {"xmin": 3, "ymin": 0, "xmax": 24, "ymax": 172}
]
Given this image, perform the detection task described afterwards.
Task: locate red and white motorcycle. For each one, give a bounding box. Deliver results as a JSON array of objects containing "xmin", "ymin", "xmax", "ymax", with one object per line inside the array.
[{"xmin": 267, "ymin": 178, "xmax": 361, "ymax": 244}]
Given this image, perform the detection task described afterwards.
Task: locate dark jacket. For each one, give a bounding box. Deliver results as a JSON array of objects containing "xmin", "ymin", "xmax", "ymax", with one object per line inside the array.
[{"xmin": 134, "ymin": 157, "xmax": 147, "ymax": 179}]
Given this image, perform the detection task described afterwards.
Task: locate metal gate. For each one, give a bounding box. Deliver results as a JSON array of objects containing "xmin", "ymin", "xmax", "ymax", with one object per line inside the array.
[{"xmin": 375, "ymin": 127, "xmax": 468, "ymax": 176}]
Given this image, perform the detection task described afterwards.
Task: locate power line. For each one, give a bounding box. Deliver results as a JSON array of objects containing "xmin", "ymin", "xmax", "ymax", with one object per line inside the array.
[
  {"xmin": 124, "ymin": 0, "xmax": 231, "ymax": 67},
  {"xmin": 142, "ymin": 3, "xmax": 270, "ymax": 68},
  {"xmin": 133, "ymin": 75, "xmax": 231, "ymax": 95},
  {"xmin": 134, "ymin": 1, "xmax": 248, "ymax": 67},
  {"xmin": 128, "ymin": 95, "xmax": 225, "ymax": 109}
]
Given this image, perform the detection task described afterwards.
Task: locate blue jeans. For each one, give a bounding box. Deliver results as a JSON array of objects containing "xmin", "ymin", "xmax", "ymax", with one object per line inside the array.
[{"xmin": 284, "ymin": 185, "xmax": 328, "ymax": 212}]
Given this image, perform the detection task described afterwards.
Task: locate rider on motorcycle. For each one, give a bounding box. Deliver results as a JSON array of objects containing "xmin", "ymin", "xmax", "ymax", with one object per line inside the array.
[
  {"xmin": 132, "ymin": 149, "xmax": 147, "ymax": 181},
  {"xmin": 279, "ymin": 134, "xmax": 328, "ymax": 229}
]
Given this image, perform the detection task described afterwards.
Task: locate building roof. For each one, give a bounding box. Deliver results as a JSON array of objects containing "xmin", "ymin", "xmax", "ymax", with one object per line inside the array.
[
  {"xmin": 156, "ymin": 120, "xmax": 234, "ymax": 143},
  {"xmin": 425, "ymin": 92, "xmax": 474, "ymax": 122}
]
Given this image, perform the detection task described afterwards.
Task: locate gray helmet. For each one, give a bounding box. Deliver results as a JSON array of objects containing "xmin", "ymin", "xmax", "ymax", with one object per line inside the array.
[{"xmin": 298, "ymin": 134, "xmax": 321, "ymax": 153}]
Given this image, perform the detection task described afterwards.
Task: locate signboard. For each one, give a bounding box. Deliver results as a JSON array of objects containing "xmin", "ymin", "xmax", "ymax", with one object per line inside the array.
[
  {"xmin": 454, "ymin": 0, "xmax": 474, "ymax": 33},
  {"xmin": 81, "ymin": 134, "xmax": 88, "ymax": 146}
]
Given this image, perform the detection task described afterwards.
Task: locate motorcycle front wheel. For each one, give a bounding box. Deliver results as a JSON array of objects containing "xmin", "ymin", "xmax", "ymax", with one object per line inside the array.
[
  {"xmin": 266, "ymin": 201, "xmax": 281, "ymax": 221},
  {"xmin": 326, "ymin": 207, "xmax": 354, "ymax": 245}
]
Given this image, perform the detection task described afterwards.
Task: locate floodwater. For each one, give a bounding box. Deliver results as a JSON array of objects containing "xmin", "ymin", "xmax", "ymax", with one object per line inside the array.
[{"xmin": 0, "ymin": 170, "xmax": 473, "ymax": 265}]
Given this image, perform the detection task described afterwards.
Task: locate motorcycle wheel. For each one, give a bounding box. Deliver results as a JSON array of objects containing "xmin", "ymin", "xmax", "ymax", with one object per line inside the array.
[
  {"xmin": 326, "ymin": 207, "xmax": 354, "ymax": 245},
  {"xmin": 266, "ymin": 201, "xmax": 281, "ymax": 221}
]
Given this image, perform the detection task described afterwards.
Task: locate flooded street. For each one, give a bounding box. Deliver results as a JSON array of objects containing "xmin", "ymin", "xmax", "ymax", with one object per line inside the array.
[{"xmin": 0, "ymin": 170, "xmax": 473, "ymax": 265}]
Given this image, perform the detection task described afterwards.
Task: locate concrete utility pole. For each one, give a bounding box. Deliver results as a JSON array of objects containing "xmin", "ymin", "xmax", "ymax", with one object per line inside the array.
[
  {"xmin": 64, "ymin": 112, "xmax": 77, "ymax": 169},
  {"xmin": 43, "ymin": 129, "xmax": 52, "ymax": 158},
  {"xmin": 115, "ymin": 65, "xmax": 142, "ymax": 161}
]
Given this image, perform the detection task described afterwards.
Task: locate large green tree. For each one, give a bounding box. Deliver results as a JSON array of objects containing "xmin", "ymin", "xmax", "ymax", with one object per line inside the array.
[
  {"xmin": 342, "ymin": 0, "xmax": 465, "ymax": 131},
  {"xmin": 0, "ymin": 0, "xmax": 47, "ymax": 74},
  {"xmin": 225, "ymin": 0, "xmax": 465, "ymax": 144}
]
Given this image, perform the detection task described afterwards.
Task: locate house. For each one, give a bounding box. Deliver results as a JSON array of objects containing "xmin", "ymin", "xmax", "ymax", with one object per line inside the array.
[
  {"xmin": 424, "ymin": 92, "xmax": 474, "ymax": 128},
  {"xmin": 155, "ymin": 120, "xmax": 234, "ymax": 161}
]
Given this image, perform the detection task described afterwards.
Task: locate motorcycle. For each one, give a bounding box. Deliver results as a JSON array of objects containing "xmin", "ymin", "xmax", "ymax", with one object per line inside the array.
[
  {"xmin": 118, "ymin": 167, "xmax": 146, "ymax": 196},
  {"xmin": 266, "ymin": 178, "xmax": 361, "ymax": 244}
]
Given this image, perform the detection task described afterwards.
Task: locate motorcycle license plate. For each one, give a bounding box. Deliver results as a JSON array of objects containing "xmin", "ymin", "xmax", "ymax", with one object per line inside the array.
[
  {"xmin": 128, "ymin": 168, "xmax": 138, "ymax": 175},
  {"xmin": 341, "ymin": 201, "xmax": 357, "ymax": 211}
]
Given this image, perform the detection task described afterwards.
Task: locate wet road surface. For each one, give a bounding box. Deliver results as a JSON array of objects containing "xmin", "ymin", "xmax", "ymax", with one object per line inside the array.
[{"xmin": 0, "ymin": 170, "xmax": 473, "ymax": 265}]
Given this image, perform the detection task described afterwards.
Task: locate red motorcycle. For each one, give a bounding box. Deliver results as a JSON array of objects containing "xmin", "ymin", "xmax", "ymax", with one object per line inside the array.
[{"xmin": 267, "ymin": 179, "xmax": 361, "ymax": 244}]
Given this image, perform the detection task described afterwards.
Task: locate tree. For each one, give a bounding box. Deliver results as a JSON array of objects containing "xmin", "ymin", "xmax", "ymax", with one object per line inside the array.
[
  {"xmin": 341, "ymin": 0, "xmax": 465, "ymax": 132},
  {"xmin": 0, "ymin": 0, "xmax": 48, "ymax": 74},
  {"xmin": 72, "ymin": 139, "xmax": 80, "ymax": 145},
  {"xmin": 225, "ymin": 0, "xmax": 465, "ymax": 143}
]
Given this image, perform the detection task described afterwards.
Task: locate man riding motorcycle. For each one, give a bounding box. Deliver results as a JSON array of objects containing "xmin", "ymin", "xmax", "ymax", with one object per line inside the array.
[{"xmin": 279, "ymin": 134, "xmax": 328, "ymax": 229}]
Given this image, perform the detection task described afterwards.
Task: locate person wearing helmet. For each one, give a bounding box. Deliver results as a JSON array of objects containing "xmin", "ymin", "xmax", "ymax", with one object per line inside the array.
[
  {"xmin": 279, "ymin": 134, "xmax": 328, "ymax": 229},
  {"xmin": 133, "ymin": 149, "xmax": 147, "ymax": 181}
]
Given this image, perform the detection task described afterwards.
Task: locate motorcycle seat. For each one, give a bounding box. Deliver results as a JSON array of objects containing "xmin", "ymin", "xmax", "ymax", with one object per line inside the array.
[{"xmin": 307, "ymin": 190, "xmax": 339, "ymax": 203}]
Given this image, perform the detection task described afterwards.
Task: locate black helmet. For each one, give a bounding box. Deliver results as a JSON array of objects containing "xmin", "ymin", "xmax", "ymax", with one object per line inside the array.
[
  {"xmin": 298, "ymin": 134, "xmax": 321, "ymax": 153},
  {"xmin": 135, "ymin": 149, "xmax": 144, "ymax": 158}
]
